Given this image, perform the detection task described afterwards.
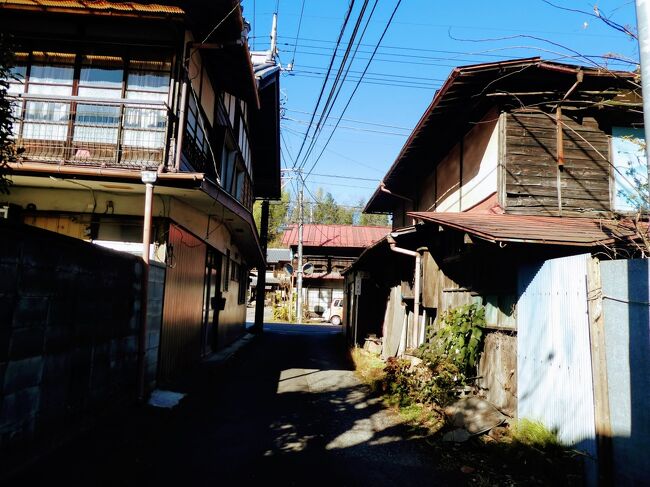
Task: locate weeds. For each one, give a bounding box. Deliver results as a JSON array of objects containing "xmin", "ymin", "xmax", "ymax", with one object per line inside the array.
[
  {"xmin": 511, "ymin": 419, "xmax": 562, "ymax": 450},
  {"xmin": 349, "ymin": 308, "xmax": 585, "ymax": 486},
  {"xmin": 350, "ymin": 348, "xmax": 386, "ymax": 393}
]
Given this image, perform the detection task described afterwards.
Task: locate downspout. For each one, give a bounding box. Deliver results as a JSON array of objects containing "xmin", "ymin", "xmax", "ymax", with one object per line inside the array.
[
  {"xmin": 387, "ymin": 235, "xmax": 422, "ymax": 355},
  {"xmin": 174, "ymin": 42, "xmax": 191, "ymax": 172},
  {"xmin": 380, "ymin": 182, "xmax": 413, "ymax": 202},
  {"xmin": 554, "ymin": 70, "xmax": 583, "ymax": 217}
]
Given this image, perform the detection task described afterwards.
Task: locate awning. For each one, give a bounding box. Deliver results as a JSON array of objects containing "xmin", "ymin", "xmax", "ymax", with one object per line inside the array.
[
  {"xmin": 409, "ymin": 212, "xmax": 642, "ymax": 247},
  {"xmin": 9, "ymin": 162, "xmax": 265, "ymax": 266}
]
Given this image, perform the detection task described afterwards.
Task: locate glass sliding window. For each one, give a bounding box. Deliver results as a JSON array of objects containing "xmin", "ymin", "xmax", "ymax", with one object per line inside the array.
[
  {"xmin": 6, "ymin": 53, "xmax": 27, "ymax": 137},
  {"xmin": 7, "ymin": 53, "xmax": 27, "ymax": 94},
  {"xmin": 185, "ymin": 93, "xmax": 210, "ymax": 167},
  {"xmin": 126, "ymin": 60, "xmax": 170, "ymax": 102},
  {"xmin": 123, "ymin": 60, "xmax": 170, "ymax": 154},
  {"xmin": 23, "ymin": 52, "xmax": 74, "ymax": 143},
  {"xmin": 73, "ymin": 56, "xmax": 122, "ymax": 148},
  {"xmin": 235, "ymin": 166, "xmax": 245, "ymax": 201},
  {"xmin": 220, "ymin": 144, "xmax": 236, "ymax": 193},
  {"xmin": 78, "ymin": 55, "xmax": 123, "ymax": 99}
]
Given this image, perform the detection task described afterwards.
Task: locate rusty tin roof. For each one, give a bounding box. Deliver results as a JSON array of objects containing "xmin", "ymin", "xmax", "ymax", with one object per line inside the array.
[
  {"xmin": 281, "ymin": 224, "xmax": 390, "ymax": 248},
  {"xmin": 0, "ymin": 0, "xmax": 185, "ymax": 16},
  {"xmin": 409, "ymin": 212, "xmax": 641, "ymax": 247}
]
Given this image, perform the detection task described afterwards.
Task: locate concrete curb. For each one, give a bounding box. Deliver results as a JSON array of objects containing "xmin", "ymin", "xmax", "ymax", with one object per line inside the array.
[{"xmin": 203, "ymin": 332, "xmax": 257, "ymax": 366}]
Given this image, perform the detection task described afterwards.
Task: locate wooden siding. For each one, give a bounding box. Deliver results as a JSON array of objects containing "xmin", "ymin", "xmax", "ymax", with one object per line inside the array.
[
  {"xmin": 158, "ymin": 224, "xmax": 206, "ymax": 384},
  {"xmin": 419, "ymin": 109, "xmax": 499, "ymax": 213},
  {"xmin": 24, "ymin": 214, "xmax": 88, "ymax": 240},
  {"xmin": 504, "ymin": 112, "xmax": 611, "ymax": 216},
  {"xmin": 478, "ymin": 333, "xmax": 517, "ymax": 416}
]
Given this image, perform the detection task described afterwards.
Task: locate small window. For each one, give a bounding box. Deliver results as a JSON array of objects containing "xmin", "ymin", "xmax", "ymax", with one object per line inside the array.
[
  {"xmin": 231, "ymin": 260, "xmax": 240, "ymax": 281},
  {"xmin": 612, "ymin": 127, "xmax": 647, "ymax": 211},
  {"xmin": 238, "ymin": 265, "xmax": 248, "ymax": 305},
  {"xmin": 223, "ymin": 250, "xmax": 230, "ymax": 291}
]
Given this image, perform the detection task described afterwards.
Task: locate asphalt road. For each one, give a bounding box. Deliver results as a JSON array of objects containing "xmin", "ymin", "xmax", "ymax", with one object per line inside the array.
[{"xmin": 12, "ymin": 323, "xmax": 459, "ymax": 486}]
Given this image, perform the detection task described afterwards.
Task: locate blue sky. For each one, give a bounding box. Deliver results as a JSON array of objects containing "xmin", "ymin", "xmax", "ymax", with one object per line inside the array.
[{"xmin": 244, "ymin": 0, "xmax": 640, "ymax": 207}]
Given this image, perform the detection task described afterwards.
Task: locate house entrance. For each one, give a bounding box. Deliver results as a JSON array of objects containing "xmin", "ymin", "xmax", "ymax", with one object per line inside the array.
[{"xmin": 202, "ymin": 249, "xmax": 222, "ymax": 356}]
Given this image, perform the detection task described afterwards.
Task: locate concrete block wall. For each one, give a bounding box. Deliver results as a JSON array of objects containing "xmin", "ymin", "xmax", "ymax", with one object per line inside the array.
[
  {"xmin": 146, "ymin": 262, "xmax": 165, "ymax": 390},
  {"xmin": 0, "ymin": 221, "xmax": 160, "ymax": 456}
]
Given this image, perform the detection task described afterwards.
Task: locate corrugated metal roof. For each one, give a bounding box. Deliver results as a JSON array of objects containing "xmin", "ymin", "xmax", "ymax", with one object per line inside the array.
[
  {"xmin": 281, "ymin": 224, "xmax": 390, "ymax": 248},
  {"xmin": 1, "ymin": 0, "xmax": 185, "ymax": 15},
  {"xmin": 266, "ymin": 248, "xmax": 291, "ymax": 264},
  {"xmin": 410, "ymin": 212, "xmax": 641, "ymax": 246},
  {"xmin": 0, "ymin": 0, "xmax": 185, "ymax": 15}
]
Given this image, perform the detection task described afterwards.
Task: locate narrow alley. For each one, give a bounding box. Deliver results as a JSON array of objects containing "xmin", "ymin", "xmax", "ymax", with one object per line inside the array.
[{"xmin": 9, "ymin": 324, "xmax": 459, "ymax": 487}]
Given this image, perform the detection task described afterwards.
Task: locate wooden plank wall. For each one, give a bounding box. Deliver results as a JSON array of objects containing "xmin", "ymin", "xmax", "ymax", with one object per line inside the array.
[
  {"xmin": 24, "ymin": 214, "xmax": 88, "ymax": 240},
  {"xmin": 504, "ymin": 111, "xmax": 611, "ymax": 216},
  {"xmin": 478, "ymin": 333, "xmax": 517, "ymax": 416}
]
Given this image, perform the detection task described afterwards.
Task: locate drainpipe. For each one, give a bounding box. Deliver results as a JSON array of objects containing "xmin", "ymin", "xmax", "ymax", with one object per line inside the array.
[
  {"xmin": 137, "ymin": 170, "xmax": 157, "ymax": 402},
  {"xmin": 174, "ymin": 43, "xmax": 191, "ymax": 172},
  {"xmin": 387, "ymin": 235, "xmax": 422, "ymax": 355},
  {"xmin": 380, "ymin": 182, "xmax": 413, "ymax": 202},
  {"xmin": 637, "ymin": 0, "xmax": 650, "ymax": 167}
]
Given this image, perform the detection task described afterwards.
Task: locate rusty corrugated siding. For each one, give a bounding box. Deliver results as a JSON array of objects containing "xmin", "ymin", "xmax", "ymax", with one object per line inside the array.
[
  {"xmin": 281, "ymin": 224, "xmax": 389, "ymax": 248},
  {"xmin": 0, "ymin": 0, "xmax": 185, "ymax": 16},
  {"xmin": 158, "ymin": 224, "xmax": 206, "ymax": 384},
  {"xmin": 410, "ymin": 212, "xmax": 639, "ymax": 246}
]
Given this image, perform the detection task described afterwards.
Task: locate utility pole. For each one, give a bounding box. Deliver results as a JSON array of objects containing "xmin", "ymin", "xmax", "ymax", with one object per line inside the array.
[
  {"xmin": 637, "ymin": 0, "xmax": 650, "ymax": 165},
  {"xmin": 253, "ymin": 199, "xmax": 269, "ymax": 333},
  {"xmin": 296, "ymin": 169, "xmax": 304, "ymax": 323},
  {"xmin": 267, "ymin": 13, "xmax": 278, "ymax": 63}
]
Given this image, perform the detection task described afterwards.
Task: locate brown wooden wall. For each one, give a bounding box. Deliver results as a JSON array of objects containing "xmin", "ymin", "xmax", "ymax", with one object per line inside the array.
[
  {"xmin": 159, "ymin": 224, "xmax": 206, "ymax": 384},
  {"xmin": 504, "ymin": 111, "xmax": 611, "ymax": 216}
]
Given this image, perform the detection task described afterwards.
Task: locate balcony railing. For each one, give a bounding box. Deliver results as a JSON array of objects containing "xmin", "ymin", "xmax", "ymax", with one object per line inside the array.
[{"xmin": 10, "ymin": 94, "xmax": 170, "ymax": 170}]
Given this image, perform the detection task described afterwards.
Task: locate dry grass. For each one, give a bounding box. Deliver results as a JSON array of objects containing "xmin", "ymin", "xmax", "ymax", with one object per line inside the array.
[{"xmin": 350, "ymin": 347, "xmax": 386, "ymax": 392}]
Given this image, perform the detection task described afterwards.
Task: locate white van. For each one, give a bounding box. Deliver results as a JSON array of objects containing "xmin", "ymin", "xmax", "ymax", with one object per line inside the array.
[{"xmin": 322, "ymin": 298, "xmax": 343, "ymax": 325}]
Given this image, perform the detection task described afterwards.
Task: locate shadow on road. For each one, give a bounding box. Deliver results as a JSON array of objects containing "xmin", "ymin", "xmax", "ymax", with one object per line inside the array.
[{"xmin": 11, "ymin": 324, "xmax": 459, "ymax": 486}]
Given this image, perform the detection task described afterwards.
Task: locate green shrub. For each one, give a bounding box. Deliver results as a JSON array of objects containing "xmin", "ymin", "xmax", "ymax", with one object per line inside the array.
[
  {"xmin": 420, "ymin": 303, "xmax": 486, "ymax": 376},
  {"xmin": 383, "ymin": 356, "xmax": 463, "ymax": 408}
]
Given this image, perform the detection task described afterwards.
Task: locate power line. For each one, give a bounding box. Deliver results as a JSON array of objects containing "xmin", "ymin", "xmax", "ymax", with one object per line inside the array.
[
  {"xmin": 285, "ymin": 108, "xmax": 412, "ymax": 130},
  {"xmin": 283, "ymin": 116, "xmax": 409, "ymax": 136},
  {"xmin": 297, "ymin": 0, "xmax": 375, "ymax": 170},
  {"xmin": 308, "ymin": 172, "xmax": 380, "ymax": 182},
  {"xmin": 307, "ymin": 178, "xmax": 377, "ymax": 190},
  {"xmin": 304, "ymin": 0, "xmax": 404, "ymax": 180},
  {"xmin": 288, "ymin": 70, "xmax": 439, "ymax": 89},
  {"xmin": 256, "ymin": 13, "xmax": 633, "ymax": 39},
  {"xmin": 289, "ymin": 65, "xmax": 447, "ymax": 84},
  {"xmin": 275, "ymin": 44, "xmax": 637, "ymax": 69},
  {"xmin": 289, "ymin": 0, "xmax": 306, "ymax": 67},
  {"xmin": 282, "ymin": 126, "xmax": 386, "ymax": 173},
  {"xmin": 275, "ymin": 36, "xmax": 638, "ymax": 63},
  {"xmin": 292, "ymin": 1, "xmax": 357, "ymax": 168}
]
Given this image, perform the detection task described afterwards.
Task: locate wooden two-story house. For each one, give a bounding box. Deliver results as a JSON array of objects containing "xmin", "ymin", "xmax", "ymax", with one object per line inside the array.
[
  {"xmin": 0, "ymin": 0, "xmax": 280, "ymax": 383},
  {"xmin": 346, "ymin": 57, "xmax": 645, "ymax": 414}
]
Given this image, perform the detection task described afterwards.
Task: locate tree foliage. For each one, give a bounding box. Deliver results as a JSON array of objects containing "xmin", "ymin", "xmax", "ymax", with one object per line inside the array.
[
  {"xmin": 309, "ymin": 188, "xmax": 353, "ymax": 224},
  {"xmin": 356, "ymin": 197, "xmax": 390, "ymax": 226},
  {"xmin": 253, "ymin": 187, "xmax": 391, "ymax": 249},
  {"xmin": 253, "ymin": 189, "xmax": 290, "ymax": 247},
  {"xmin": 0, "ymin": 34, "xmax": 20, "ymax": 194}
]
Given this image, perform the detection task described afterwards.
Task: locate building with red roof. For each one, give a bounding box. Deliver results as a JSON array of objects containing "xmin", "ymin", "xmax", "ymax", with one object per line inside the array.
[{"xmin": 280, "ymin": 224, "xmax": 389, "ymax": 317}]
